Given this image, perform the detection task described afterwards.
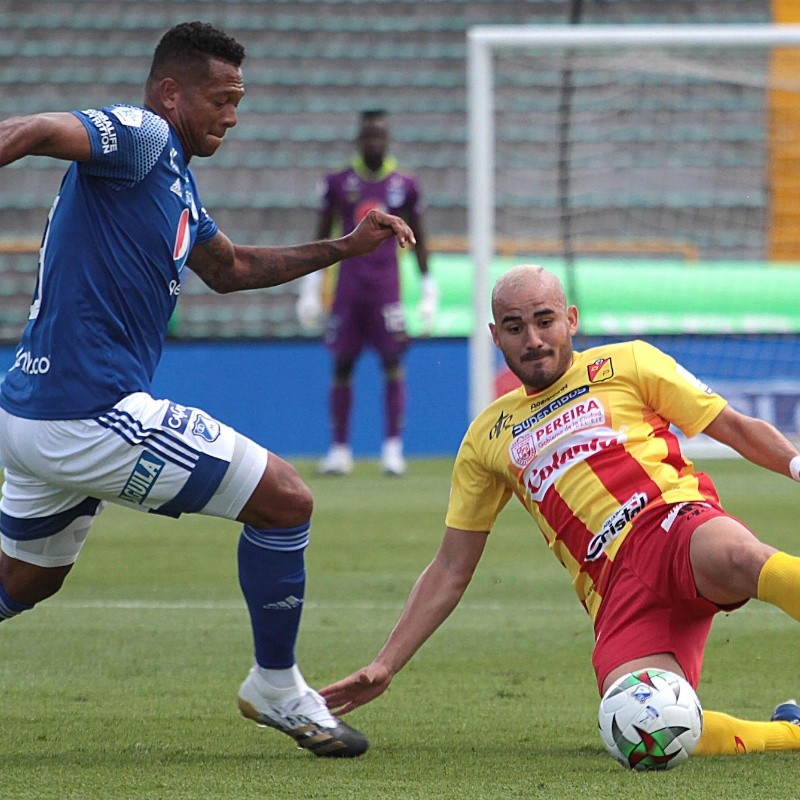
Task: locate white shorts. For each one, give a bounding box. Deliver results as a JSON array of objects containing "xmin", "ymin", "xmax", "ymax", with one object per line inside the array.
[{"xmin": 0, "ymin": 392, "xmax": 268, "ymax": 567}]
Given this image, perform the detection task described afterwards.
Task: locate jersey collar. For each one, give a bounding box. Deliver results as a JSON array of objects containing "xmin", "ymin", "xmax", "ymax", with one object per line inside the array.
[{"xmin": 351, "ymin": 155, "xmax": 397, "ymax": 181}]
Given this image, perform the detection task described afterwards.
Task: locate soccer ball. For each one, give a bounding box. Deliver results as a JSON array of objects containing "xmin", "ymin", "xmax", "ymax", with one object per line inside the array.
[{"xmin": 598, "ymin": 668, "xmax": 703, "ymax": 771}]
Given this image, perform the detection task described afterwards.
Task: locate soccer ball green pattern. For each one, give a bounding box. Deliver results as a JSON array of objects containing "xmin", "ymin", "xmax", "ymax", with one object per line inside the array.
[{"xmin": 598, "ymin": 668, "xmax": 703, "ymax": 770}]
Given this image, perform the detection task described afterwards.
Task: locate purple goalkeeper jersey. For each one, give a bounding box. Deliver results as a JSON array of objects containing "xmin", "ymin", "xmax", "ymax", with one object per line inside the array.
[{"xmin": 320, "ymin": 156, "xmax": 423, "ymax": 306}]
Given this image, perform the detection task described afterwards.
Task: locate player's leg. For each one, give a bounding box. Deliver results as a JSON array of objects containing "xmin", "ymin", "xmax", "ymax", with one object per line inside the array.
[
  {"xmin": 319, "ymin": 303, "xmax": 359, "ymax": 475},
  {"xmin": 373, "ymin": 301, "xmax": 409, "ymax": 476},
  {"xmin": 227, "ymin": 451, "xmax": 367, "ymax": 756},
  {"xmin": 0, "ymin": 408, "xmax": 103, "ymax": 621},
  {"xmin": 375, "ymin": 350, "xmax": 405, "ymax": 476},
  {"xmin": 595, "ymin": 504, "xmax": 800, "ymax": 756},
  {"xmin": 319, "ymin": 355, "xmax": 356, "ymax": 475},
  {"xmin": 90, "ymin": 392, "xmax": 367, "ymax": 756},
  {"xmin": 690, "ymin": 513, "xmax": 800, "ymax": 621},
  {"xmin": 686, "ymin": 512, "xmax": 800, "ymax": 754},
  {"xmin": 0, "ymin": 503, "xmax": 101, "ymax": 619}
]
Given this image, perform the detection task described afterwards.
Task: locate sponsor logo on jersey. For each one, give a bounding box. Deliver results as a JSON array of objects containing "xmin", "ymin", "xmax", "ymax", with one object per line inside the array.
[
  {"xmin": 586, "ymin": 492, "xmax": 648, "ymax": 561},
  {"xmin": 110, "ymin": 106, "xmax": 143, "ymax": 128},
  {"xmin": 489, "ymin": 410, "xmax": 514, "ymax": 441},
  {"xmin": 354, "ymin": 199, "xmax": 383, "ymax": 224},
  {"xmin": 10, "ymin": 348, "xmax": 51, "ymax": 375},
  {"xmin": 173, "ymin": 208, "xmax": 190, "ymax": 270},
  {"xmin": 82, "ymin": 109, "xmax": 118, "ymax": 154},
  {"xmin": 529, "ymin": 381, "xmax": 568, "ymax": 410},
  {"xmin": 192, "ymin": 414, "xmax": 220, "ymax": 442},
  {"xmin": 524, "ymin": 431, "xmax": 625, "ymax": 501},
  {"xmin": 170, "ymin": 178, "xmax": 182, "ymax": 198},
  {"xmin": 511, "ymin": 399, "xmax": 606, "ymax": 467},
  {"xmin": 120, "ymin": 450, "xmax": 165, "ymax": 505},
  {"xmin": 588, "ymin": 357, "xmax": 614, "ymax": 383},
  {"xmin": 513, "ymin": 386, "xmax": 590, "ymax": 437},
  {"xmin": 161, "ymin": 402, "xmax": 190, "ymax": 435}
]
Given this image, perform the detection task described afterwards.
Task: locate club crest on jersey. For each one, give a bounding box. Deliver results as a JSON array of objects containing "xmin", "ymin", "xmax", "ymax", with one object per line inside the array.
[
  {"xmin": 173, "ymin": 208, "xmax": 191, "ymax": 271},
  {"xmin": 192, "ymin": 414, "xmax": 220, "ymax": 442},
  {"xmin": 588, "ymin": 357, "xmax": 614, "ymax": 383},
  {"xmin": 110, "ymin": 106, "xmax": 143, "ymax": 128}
]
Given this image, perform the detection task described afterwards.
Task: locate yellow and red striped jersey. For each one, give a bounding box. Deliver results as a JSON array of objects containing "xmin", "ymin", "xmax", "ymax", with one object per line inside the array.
[{"xmin": 445, "ymin": 339, "xmax": 727, "ymax": 619}]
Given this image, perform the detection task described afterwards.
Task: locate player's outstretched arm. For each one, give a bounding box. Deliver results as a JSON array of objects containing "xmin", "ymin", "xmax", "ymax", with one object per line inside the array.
[
  {"xmin": 188, "ymin": 208, "xmax": 415, "ymax": 293},
  {"xmin": 0, "ymin": 112, "xmax": 91, "ymax": 167},
  {"xmin": 703, "ymin": 405, "xmax": 800, "ymax": 478},
  {"xmin": 320, "ymin": 528, "xmax": 488, "ymax": 715}
]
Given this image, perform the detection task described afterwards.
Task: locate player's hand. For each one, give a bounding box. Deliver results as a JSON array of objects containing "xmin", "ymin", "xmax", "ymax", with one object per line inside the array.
[
  {"xmin": 418, "ymin": 274, "xmax": 439, "ymax": 336},
  {"xmin": 320, "ymin": 663, "xmax": 394, "ymax": 715},
  {"xmin": 344, "ymin": 209, "xmax": 416, "ymax": 257}
]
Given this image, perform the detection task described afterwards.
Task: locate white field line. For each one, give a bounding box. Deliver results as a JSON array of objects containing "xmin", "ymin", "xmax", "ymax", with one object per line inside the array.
[{"xmin": 46, "ymin": 599, "xmax": 568, "ymax": 613}]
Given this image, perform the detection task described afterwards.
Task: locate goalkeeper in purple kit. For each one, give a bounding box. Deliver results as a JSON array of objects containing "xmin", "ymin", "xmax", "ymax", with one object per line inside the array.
[{"xmin": 296, "ymin": 110, "xmax": 437, "ymax": 476}]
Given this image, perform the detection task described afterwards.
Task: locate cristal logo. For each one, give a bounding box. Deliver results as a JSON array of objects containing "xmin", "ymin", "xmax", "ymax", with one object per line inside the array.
[
  {"xmin": 12, "ymin": 348, "xmax": 51, "ymax": 375},
  {"xmin": 173, "ymin": 208, "xmax": 190, "ymax": 268},
  {"xmin": 586, "ymin": 492, "xmax": 648, "ymax": 561}
]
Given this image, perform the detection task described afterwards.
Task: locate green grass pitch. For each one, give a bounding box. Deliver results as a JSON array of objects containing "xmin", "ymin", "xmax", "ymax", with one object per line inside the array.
[{"xmin": 1, "ymin": 458, "xmax": 798, "ymax": 799}]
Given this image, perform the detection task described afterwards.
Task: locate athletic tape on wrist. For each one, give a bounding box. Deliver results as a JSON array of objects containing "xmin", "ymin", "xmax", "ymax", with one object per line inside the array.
[{"xmin": 790, "ymin": 455, "xmax": 800, "ymax": 483}]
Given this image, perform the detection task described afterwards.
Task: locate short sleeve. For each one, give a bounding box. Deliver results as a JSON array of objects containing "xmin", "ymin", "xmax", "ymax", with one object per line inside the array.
[
  {"xmin": 631, "ymin": 340, "xmax": 728, "ymax": 438},
  {"xmin": 445, "ymin": 426, "xmax": 512, "ymax": 532},
  {"xmin": 73, "ymin": 106, "xmax": 169, "ymax": 186}
]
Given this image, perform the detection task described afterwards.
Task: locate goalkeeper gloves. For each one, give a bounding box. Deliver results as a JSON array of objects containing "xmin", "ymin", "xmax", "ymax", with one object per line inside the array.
[
  {"xmin": 296, "ymin": 272, "xmax": 324, "ymax": 330},
  {"xmin": 418, "ymin": 274, "xmax": 439, "ymax": 336}
]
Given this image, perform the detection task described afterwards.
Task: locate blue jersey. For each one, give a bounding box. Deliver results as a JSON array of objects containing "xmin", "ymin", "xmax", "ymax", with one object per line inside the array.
[{"xmin": 0, "ymin": 104, "xmax": 218, "ymax": 420}]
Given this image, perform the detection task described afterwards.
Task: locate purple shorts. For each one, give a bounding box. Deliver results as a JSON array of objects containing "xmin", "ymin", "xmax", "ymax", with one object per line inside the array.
[{"xmin": 324, "ymin": 298, "xmax": 409, "ymax": 359}]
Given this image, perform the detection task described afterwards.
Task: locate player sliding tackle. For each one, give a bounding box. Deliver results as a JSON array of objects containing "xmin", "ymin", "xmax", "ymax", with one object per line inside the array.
[
  {"xmin": 0, "ymin": 21, "xmax": 416, "ymax": 758},
  {"xmin": 322, "ymin": 264, "xmax": 800, "ymax": 759}
]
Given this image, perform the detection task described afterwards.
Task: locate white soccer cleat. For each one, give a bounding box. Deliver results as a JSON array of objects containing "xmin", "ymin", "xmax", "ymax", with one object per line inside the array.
[
  {"xmin": 237, "ymin": 667, "xmax": 369, "ymax": 757},
  {"xmin": 318, "ymin": 444, "xmax": 353, "ymax": 475},
  {"xmin": 380, "ymin": 437, "xmax": 406, "ymax": 476}
]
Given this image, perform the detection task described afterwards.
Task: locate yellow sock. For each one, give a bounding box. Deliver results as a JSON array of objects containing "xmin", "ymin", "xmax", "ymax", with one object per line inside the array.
[
  {"xmin": 757, "ymin": 551, "xmax": 800, "ymax": 621},
  {"xmin": 694, "ymin": 710, "xmax": 800, "ymax": 755}
]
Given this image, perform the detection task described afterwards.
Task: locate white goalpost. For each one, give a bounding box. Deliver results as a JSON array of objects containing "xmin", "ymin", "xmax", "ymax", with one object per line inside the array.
[{"xmin": 466, "ymin": 24, "xmax": 800, "ymax": 423}]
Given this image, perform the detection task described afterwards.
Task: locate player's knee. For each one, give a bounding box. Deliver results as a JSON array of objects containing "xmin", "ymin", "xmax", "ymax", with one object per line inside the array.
[
  {"xmin": 243, "ymin": 475, "xmax": 313, "ymax": 530},
  {"xmin": 725, "ymin": 538, "xmax": 775, "ymax": 592},
  {"xmin": 282, "ymin": 479, "xmax": 314, "ymax": 527},
  {"xmin": 0, "ymin": 556, "xmax": 71, "ymax": 606}
]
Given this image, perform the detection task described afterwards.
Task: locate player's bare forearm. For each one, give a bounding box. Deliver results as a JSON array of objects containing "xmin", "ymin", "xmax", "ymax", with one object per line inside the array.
[
  {"xmin": 703, "ymin": 406, "xmax": 799, "ymax": 477},
  {"xmin": 0, "ymin": 113, "xmax": 90, "ymax": 167},
  {"xmin": 320, "ymin": 528, "xmax": 487, "ymax": 714},
  {"xmin": 189, "ymin": 209, "xmax": 415, "ymax": 293}
]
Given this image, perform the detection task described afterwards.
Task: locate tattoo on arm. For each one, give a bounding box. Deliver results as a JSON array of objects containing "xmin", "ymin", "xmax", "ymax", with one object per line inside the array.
[{"xmin": 189, "ymin": 233, "xmax": 348, "ymax": 293}]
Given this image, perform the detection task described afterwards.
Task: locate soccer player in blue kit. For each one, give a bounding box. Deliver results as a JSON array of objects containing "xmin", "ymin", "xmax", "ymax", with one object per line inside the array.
[{"xmin": 0, "ymin": 21, "xmax": 415, "ymax": 758}]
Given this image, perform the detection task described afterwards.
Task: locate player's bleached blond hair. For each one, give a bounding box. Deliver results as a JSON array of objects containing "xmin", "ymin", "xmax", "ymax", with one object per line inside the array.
[{"xmin": 491, "ymin": 264, "xmax": 568, "ymax": 319}]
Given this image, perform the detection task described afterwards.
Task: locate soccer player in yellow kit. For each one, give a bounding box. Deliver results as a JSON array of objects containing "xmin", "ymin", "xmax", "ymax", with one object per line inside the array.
[{"xmin": 321, "ymin": 264, "xmax": 800, "ymax": 757}]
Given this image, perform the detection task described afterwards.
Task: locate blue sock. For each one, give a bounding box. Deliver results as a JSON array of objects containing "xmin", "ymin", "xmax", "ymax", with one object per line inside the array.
[
  {"xmin": 0, "ymin": 582, "xmax": 34, "ymax": 621},
  {"xmin": 237, "ymin": 523, "xmax": 309, "ymax": 669}
]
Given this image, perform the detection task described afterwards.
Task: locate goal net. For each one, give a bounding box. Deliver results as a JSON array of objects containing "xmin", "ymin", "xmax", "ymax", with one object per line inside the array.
[{"xmin": 466, "ymin": 24, "xmax": 800, "ymax": 446}]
